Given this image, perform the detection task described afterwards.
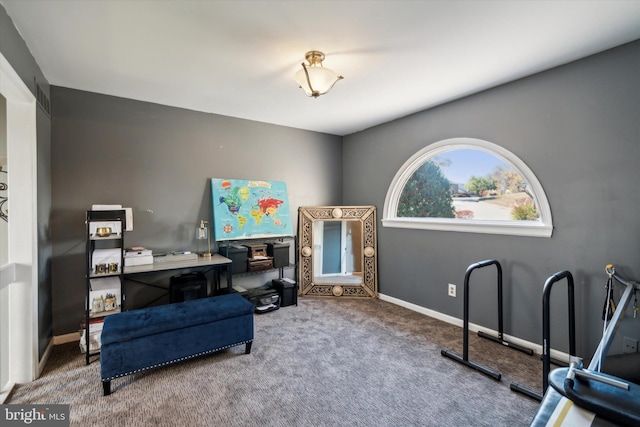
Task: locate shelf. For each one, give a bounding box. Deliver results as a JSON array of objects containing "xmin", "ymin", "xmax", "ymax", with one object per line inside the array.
[
  {"xmin": 90, "ymin": 233, "xmax": 122, "ymax": 241},
  {"xmin": 85, "ymin": 210, "xmax": 126, "ymax": 365},
  {"xmin": 89, "ymin": 271, "xmax": 122, "ymax": 279},
  {"xmin": 225, "ymin": 263, "xmax": 296, "ymax": 278},
  {"xmin": 218, "ymin": 236, "xmax": 296, "ymax": 280},
  {"xmin": 218, "ymin": 236, "xmax": 295, "ymax": 246},
  {"xmin": 89, "ymin": 307, "xmax": 121, "ymax": 319}
]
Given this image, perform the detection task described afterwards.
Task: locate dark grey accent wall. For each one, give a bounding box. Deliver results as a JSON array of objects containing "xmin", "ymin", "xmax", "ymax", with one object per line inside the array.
[
  {"xmin": 0, "ymin": 5, "xmax": 53, "ymax": 359},
  {"xmin": 50, "ymin": 87, "xmax": 342, "ymax": 335},
  {"xmin": 343, "ymin": 40, "xmax": 640, "ymax": 359}
]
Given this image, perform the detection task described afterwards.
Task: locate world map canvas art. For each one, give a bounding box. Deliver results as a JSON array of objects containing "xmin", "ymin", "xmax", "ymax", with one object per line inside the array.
[{"xmin": 211, "ymin": 178, "xmax": 294, "ymax": 241}]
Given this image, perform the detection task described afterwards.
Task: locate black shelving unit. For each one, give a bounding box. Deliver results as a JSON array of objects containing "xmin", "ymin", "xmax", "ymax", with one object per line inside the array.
[
  {"xmin": 83, "ymin": 209, "xmax": 126, "ymax": 365},
  {"xmin": 217, "ymin": 236, "xmax": 297, "ymax": 284}
]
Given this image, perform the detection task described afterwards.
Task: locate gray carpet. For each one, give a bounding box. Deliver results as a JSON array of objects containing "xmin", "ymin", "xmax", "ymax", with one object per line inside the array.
[{"xmin": 7, "ymin": 297, "xmax": 541, "ymax": 426}]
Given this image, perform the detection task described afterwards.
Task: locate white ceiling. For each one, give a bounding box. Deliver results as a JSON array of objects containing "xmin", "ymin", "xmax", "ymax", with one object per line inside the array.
[{"xmin": 3, "ymin": 1, "xmax": 640, "ymax": 136}]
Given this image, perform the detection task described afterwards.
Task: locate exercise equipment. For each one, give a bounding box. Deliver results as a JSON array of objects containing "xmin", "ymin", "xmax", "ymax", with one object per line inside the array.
[
  {"xmin": 549, "ymin": 358, "xmax": 640, "ymax": 427},
  {"xmin": 591, "ymin": 264, "xmax": 638, "ymax": 372},
  {"xmin": 441, "ymin": 259, "xmax": 534, "ymax": 381},
  {"xmin": 529, "ymin": 265, "xmax": 640, "ymax": 426},
  {"xmin": 510, "ymin": 270, "xmax": 576, "ymax": 401}
]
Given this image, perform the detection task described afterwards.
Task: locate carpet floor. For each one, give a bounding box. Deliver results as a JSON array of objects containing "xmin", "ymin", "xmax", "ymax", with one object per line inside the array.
[{"xmin": 7, "ymin": 297, "xmax": 542, "ymax": 426}]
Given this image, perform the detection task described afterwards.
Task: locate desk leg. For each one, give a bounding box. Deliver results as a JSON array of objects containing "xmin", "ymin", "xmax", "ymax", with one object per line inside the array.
[
  {"xmin": 226, "ymin": 264, "xmax": 232, "ymax": 293},
  {"xmin": 212, "ymin": 268, "xmax": 220, "ymax": 296}
]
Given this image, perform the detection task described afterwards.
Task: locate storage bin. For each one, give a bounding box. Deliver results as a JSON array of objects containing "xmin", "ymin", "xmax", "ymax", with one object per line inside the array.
[
  {"xmin": 170, "ymin": 272, "xmax": 207, "ymax": 303},
  {"xmin": 218, "ymin": 244, "xmax": 248, "ymax": 274},
  {"xmin": 267, "ymin": 243, "xmax": 290, "ymax": 268},
  {"xmin": 271, "ymin": 278, "xmax": 297, "ymax": 307}
]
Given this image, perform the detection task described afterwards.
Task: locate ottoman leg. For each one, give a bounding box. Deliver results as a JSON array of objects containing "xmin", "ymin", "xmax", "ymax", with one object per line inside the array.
[
  {"xmin": 245, "ymin": 341, "xmax": 252, "ymax": 354},
  {"xmin": 103, "ymin": 380, "xmax": 111, "ymax": 396}
]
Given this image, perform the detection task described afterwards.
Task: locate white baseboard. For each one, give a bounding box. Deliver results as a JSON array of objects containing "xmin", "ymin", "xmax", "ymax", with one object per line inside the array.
[
  {"xmin": 53, "ymin": 332, "xmax": 80, "ymax": 345},
  {"xmin": 378, "ymin": 293, "xmax": 571, "ymax": 363}
]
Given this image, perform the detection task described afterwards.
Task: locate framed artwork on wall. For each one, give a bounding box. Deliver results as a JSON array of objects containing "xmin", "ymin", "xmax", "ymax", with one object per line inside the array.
[{"xmin": 211, "ymin": 178, "xmax": 293, "ymax": 241}]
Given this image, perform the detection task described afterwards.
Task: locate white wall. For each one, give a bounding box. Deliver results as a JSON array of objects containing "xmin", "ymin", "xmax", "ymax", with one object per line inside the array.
[{"xmin": 0, "ymin": 51, "xmax": 38, "ymax": 389}]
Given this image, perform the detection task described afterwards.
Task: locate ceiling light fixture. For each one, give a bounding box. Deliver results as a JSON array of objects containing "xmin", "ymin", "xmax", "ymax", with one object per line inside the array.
[{"xmin": 295, "ymin": 51, "xmax": 343, "ymax": 98}]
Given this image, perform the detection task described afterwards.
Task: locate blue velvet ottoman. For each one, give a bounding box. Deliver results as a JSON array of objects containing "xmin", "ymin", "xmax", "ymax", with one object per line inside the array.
[{"xmin": 100, "ymin": 293, "xmax": 254, "ymax": 395}]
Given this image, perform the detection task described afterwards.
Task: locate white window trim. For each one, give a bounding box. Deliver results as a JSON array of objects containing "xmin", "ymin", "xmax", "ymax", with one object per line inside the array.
[{"xmin": 382, "ymin": 138, "xmax": 553, "ymax": 238}]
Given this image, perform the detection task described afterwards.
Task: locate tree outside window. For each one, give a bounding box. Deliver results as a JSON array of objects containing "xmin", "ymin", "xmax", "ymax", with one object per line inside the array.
[
  {"xmin": 384, "ymin": 138, "xmax": 553, "ymax": 237},
  {"xmin": 397, "ymin": 160, "xmax": 455, "ymax": 218}
]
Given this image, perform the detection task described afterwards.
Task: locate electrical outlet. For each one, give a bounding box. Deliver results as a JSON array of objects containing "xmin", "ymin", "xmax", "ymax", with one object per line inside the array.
[
  {"xmin": 623, "ymin": 337, "xmax": 638, "ymax": 353},
  {"xmin": 448, "ymin": 283, "xmax": 456, "ymax": 297}
]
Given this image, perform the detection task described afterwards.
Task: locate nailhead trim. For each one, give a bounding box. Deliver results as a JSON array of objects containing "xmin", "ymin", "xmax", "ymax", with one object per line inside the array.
[{"xmin": 101, "ymin": 339, "xmax": 252, "ymax": 382}]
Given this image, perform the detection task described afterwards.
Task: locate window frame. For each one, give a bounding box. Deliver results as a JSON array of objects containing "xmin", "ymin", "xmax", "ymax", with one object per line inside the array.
[{"xmin": 382, "ymin": 138, "xmax": 553, "ymax": 237}]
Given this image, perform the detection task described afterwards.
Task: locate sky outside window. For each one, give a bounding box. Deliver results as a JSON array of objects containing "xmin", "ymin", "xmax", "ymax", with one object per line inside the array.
[{"xmin": 435, "ymin": 149, "xmax": 506, "ymax": 188}]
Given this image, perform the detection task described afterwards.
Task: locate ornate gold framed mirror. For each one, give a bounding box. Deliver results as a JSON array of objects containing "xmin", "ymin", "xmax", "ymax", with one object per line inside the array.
[{"xmin": 298, "ymin": 206, "xmax": 377, "ymax": 298}]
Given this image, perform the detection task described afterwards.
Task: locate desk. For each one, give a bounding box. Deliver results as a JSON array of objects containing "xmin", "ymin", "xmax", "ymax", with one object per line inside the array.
[{"xmin": 123, "ymin": 254, "xmax": 233, "ymax": 297}]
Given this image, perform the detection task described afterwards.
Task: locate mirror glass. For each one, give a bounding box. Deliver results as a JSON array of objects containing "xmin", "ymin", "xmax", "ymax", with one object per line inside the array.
[
  {"xmin": 313, "ymin": 221, "xmax": 363, "ymax": 284},
  {"xmin": 298, "ymin": 206, "xmax": 377, "ymax": 298}
]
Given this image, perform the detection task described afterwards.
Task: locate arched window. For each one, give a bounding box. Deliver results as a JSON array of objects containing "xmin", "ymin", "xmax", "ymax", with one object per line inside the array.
[{"xmin": 382, "ymin": 138, "xmax": 553, "ymax": 237}]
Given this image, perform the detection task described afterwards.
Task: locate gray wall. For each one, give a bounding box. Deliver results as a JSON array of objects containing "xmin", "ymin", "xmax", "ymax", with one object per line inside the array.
[
  {"xmin": 50, "ymin": 87, "xmax": 343, "ymax": 335},
  {"xmin": 0, "ymin": 5, "xmax": 53, "ymax": 359},
  {"xmin": 343, "ymin": 40, "xmax": 640, "ymax": 359}
]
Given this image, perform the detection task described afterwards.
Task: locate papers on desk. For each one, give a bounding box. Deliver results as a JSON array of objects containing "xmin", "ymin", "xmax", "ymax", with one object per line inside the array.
[
  {"xmin": 153, "ymin": 252, "xmax": 198, "ymax": 263},
  {"xmin": 125, "ymin": 248, "xmax": 152, "ymax": 257},
  {"xmin": 124, "ymin": 248, "xmax": 153, "ymax": 266},
  {"xmin": 124, "ymin": 255, "xmax": 153, "ymax": 266},
  {"xmin": 123, "ymin": 250, "xmax": 201, "ymax": 266}
]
